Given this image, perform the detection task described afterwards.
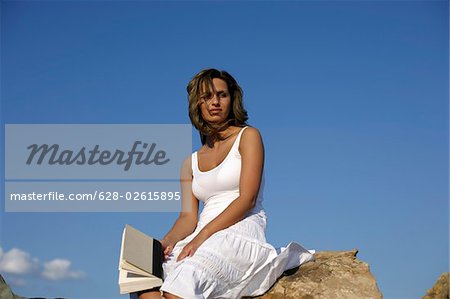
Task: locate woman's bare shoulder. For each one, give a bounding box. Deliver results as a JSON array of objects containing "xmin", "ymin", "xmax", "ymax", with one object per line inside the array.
[
  {"xmin": 242, "ymin": 126, "xmax": 263, "ymax": 140},
  {"xmin": 180, "ymin": 154, "xmax": 193, "ymax": 177},
  {"xmin": 197, "ymin": 144, "xmax": 207, "ymax": 154},
  {"xmin": 240, "ymin": 126, "xmax": 264, "ymax": 149},
  {"xmin": 182, "ymin": 154, "xmax": 192, "ymax": 163}
]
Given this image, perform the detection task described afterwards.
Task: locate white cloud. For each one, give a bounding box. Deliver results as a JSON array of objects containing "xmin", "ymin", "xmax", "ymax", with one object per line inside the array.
[
  {"xmin": 0, "ymin": 248, "xmax": 39, "ymax": 275},
  {"xmin": 42, "ymin": 259, "xmax": 85, "ymax": 280},
  {"xmin": 0, "ymin": 247, "xmax": 85, "ymax": 283}
]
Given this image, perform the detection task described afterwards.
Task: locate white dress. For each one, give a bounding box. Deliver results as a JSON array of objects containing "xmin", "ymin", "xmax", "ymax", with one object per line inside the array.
[{"xmin": 160, "ymin": 126, "xmax": 314, "ymax": 299}]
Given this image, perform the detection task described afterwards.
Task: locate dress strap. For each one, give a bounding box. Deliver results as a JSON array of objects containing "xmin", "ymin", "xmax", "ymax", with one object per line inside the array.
[
  {"xmin": 232, "ymin": 126, "xmax": 249, "ymax": 152},
  {"xmin": 192, "ymin": 151, "xmax": 198, "ymax": 174},
  {"xmin": 192, "ymin": 126, "xmax": 249, "ymax": 174}
]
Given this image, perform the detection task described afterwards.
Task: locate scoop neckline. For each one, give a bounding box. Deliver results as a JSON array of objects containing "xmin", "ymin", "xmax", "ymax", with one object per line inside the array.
[{"xmin": 195, "ymin": 126, "xmax": 248, "ymax": 173}]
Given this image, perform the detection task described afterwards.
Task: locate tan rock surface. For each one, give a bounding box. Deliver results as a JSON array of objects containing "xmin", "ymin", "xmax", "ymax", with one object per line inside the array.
[
  {"xmin": 249, "ymin": 249, "xmax": 383, "ymax": 299},
  {"xmin": 423, "ymin": 272, "xmax": 449, "ymax": 299}
]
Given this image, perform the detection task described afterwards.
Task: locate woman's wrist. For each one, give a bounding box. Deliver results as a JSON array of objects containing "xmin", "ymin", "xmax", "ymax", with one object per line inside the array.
[
  {"xmin": 161, "ymin": 235, "xmax": 177, "ymax": 245},
  {"xmin": 198, "ymin": 226, "xmax": 214, "ymax": 240}
]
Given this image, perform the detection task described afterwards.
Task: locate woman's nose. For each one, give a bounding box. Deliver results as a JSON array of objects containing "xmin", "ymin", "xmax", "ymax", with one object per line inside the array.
[{"xmin": 211, "ymin": 94, "xmax": 220, "ymax": 104}]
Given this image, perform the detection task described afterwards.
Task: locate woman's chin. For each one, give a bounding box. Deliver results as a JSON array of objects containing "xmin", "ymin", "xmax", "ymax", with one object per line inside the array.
[{"xmin": 206, "ymin": 117, "xmax": 225, "ymax": 123}]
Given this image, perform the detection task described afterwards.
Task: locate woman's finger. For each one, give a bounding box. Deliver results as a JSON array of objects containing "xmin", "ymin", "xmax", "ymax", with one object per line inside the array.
[
  {"xmin": 178, "ymin": 245, "xmax": 192, "ymax": 261},
  {"xmin": 177, "ymin": 241, "xmax": 199, "ymax": 262},
  {"xmin": 176, "ymin": 250, "xmax": 186, "ymax": 262}
]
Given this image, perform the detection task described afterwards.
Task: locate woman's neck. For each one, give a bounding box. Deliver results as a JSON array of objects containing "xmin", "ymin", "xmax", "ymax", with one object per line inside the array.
[
  {"xmin": 217, "ymin": 125, "xmax": 237, "ymax": 139},
  {"xmin": 204, "ymin": 125, "xmax": 239, "ymax": 148}
]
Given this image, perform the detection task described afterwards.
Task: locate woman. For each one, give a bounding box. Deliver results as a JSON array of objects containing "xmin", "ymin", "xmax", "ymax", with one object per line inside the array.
[{"xmin": 136, "ymin": 68, "xmax": 314, "ymax": 299}]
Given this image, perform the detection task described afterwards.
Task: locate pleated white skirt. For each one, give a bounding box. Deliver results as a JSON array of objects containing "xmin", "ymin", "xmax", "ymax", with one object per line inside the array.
[{"xmin": 160, "ymin": 213, "xmax": 314, "ymax": 299}]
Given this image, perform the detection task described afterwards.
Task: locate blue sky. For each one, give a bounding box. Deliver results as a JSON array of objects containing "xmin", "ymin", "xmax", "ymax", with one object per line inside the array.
[{"xmin": 0, "ymin": 1, "xmax": 448, "ymax": 299}]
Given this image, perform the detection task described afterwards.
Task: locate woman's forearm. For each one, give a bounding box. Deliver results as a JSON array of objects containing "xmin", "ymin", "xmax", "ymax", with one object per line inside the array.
[
  {"xmin": 200, "ymin": 196, "xmax": 255, "ymax": 240},
  {"xmin": 162, "ymin": 215, "xmax": 198, "ymax": 244},
  {"xmin": 174, "ymin": 196, "xmax": 255, "ymax": 262}
]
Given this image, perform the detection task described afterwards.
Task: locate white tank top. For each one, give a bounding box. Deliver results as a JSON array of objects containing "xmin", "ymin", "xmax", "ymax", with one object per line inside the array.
[{"xmin": 192, "ymin": 126, "xmax": 266, "ymax": 227}]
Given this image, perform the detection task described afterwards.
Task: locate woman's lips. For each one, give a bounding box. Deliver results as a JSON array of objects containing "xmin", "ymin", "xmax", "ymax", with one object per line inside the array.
[{"xmin": 210, "ymin": 109, "xmax": 222, "ymax": 113}]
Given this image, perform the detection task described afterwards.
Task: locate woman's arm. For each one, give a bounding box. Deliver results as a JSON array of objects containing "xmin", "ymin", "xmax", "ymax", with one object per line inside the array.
[
  {"xmin": 161, "ymin": 156, "xmax": 199, "ymax": 248},
  {"xmin": 176, "ymin": 127, "xmax": 264, "ymax": 261}
]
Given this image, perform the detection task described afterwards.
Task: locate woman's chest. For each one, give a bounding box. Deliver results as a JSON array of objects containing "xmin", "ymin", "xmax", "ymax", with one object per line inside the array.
[{"xmin": 192, "ymin": 152, "xmax": 242, "ymax": 201}]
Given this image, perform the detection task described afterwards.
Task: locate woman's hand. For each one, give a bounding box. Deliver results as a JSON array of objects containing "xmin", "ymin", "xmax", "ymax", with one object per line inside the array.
[
  {"xmin": 160, "ymin": 238, "xmax": 177, "ymax": 261},
  {"xmin": 176, "ymin": 231, "xmax": 209, "ymax": 262}
]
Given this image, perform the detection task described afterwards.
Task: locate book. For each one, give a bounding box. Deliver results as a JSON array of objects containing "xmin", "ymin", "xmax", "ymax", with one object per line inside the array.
[{"xmin": 118, "ymin": 224, "xmax": 164, "ymax": 294}]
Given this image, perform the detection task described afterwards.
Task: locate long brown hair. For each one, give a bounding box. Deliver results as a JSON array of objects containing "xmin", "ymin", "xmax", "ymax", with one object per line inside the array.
[{"xmin": 186, "ymin": 68, "xmax": 249, "ymax": 146}]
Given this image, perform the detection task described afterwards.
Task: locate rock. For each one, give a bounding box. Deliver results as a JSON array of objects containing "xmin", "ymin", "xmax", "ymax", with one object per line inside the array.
[
  {"xmin": 249, "ymin": 249, "xmax": 383, "ymax": 299},
  {"xmin": 423, "ymin": 272, "xmax": 449, "ymax": 299},
  {"xmin": 0, "ymin": 275, "xmax": 24, "ymax": 299}
]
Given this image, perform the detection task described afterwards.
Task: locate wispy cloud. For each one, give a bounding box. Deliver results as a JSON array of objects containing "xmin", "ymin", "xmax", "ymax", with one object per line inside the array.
[
  {"xmin": 42, "ymin": 259, "xmax": 85, "ymax": 280},
  {"xmin": 0, "ymin": 246, "xmax": 85, "ymax": 283}
]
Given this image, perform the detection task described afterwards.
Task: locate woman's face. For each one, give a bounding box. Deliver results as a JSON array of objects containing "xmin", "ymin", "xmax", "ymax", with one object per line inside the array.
[{"xmin": 199, "ymin": 78, "xmax": 231, "ymax": 124}]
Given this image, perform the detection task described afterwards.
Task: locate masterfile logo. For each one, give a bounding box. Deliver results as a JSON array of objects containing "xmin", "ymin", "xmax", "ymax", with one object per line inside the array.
[
  {"xmin": 5, "ymin": 124, "xmax": 192, "ymax": 212},
  {"xmin": 6, "ymin": 124, "xmax": 190, "ymax": 179},
  {"xmin": 25, "ymin": 141, "xmax": 170, "ymax": 171}
]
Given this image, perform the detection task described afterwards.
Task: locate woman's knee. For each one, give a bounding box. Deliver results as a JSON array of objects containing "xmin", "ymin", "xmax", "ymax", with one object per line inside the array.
[
  {"xmin": 130, "ymin": 287, "xmax": 162, "ymax": 299},
  {"xmin": 163, "ymin": 291, "xmax": 182, "ymax": 299},
  {"xmin": 138, "ymin": 292, "xmax": 161, "ymax": 299}
]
